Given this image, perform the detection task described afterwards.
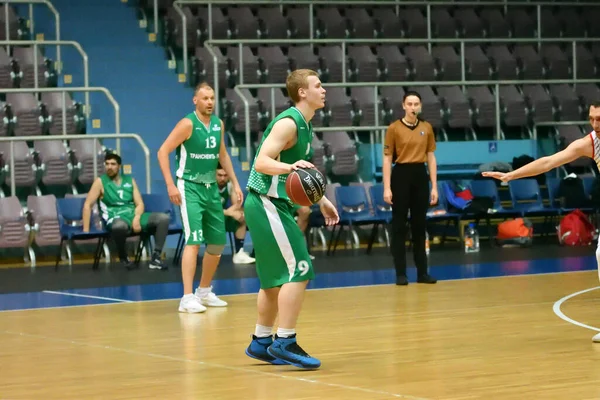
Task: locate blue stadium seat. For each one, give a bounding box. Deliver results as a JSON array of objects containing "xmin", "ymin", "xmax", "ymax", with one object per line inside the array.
[{"xmin": 55, "ymin": 197, "xmax": 108, "ymax": 270}]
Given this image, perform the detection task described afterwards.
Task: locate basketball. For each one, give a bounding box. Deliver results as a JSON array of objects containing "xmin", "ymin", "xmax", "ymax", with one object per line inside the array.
[{"xmin": 285, "ymin": 168, "xmax": 327, "ymax": 206}]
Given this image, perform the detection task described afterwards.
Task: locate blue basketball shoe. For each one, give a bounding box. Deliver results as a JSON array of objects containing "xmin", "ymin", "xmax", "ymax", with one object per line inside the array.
[
  {"xmin": 267, "ymin": 334, "xmax": 321, "ymax": 369},
  {"xmin": 245, "ymin": 335, "xmax": 287, "ymax": 365}
]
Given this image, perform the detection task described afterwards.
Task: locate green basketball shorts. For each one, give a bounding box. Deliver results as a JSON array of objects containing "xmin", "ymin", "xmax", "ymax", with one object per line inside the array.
[
  {"xmin": 177, "ymin": 179, "xmax": 226, "ymax": 246},
  {"xmin": 244, "ymin": 190, "xmax": 314, "ymax": 289}
]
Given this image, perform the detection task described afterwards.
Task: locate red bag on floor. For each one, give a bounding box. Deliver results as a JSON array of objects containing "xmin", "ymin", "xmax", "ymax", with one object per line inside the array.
[
  {"xmin": 558, "ymin": 210, "xmax": 595, "ymax": 246},
  {"xmin": 496, "ymin": 218, "xmax": 533, "ymax": 246}
]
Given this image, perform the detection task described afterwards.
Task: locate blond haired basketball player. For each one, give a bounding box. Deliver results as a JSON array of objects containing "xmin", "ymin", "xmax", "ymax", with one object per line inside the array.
[
  {"xmin": 483, "ymin": 101, "xmax": 600, "ymax": 342},
  {"xmin": 243, "ymin": 69, "xmax": 339, "ymax": 369},
  {"xmin": 158, "ymin": 82, "xmax": 244, "ymax": 313}
]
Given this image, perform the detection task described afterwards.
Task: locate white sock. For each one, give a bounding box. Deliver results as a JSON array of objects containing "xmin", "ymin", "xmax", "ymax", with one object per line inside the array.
[
  {"xmin": 196, "ymin": 286, "xmax": 211, "ymax": 297},
  {"xmin": 183, "ymin": 293, "xmax": 194, "ymax": 299},
  {"xmin": 277, "ymin": 327, "xmax": 296, "ymax": 338},
  {"xmin": 254, "ymin": 324, "xmax": 272, "ymax": 338}
]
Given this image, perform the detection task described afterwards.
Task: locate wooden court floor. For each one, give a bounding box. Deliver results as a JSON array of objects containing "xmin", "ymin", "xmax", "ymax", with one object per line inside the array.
[{"xmin": 2, "ymin": 271, "xmax": 600, "ymax": 400}]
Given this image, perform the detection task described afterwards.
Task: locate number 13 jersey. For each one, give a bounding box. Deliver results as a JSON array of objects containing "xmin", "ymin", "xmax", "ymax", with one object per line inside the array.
[{"xmin": 176, "ymin": 111, "xmax": 222, "ymax": 184}]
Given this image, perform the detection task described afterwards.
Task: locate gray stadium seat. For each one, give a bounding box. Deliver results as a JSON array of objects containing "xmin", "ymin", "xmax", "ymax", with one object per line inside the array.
[
  {"xmin": 454, "ymin": 8, "xmax": 485, "ymax": 38},
  {"xmin": 404, "ymin": 45, "xmax": 437, "ymax": 81},
  {"xmin": 69, "ymin": 139, "xmax": 104, "ymax": 186},
  {"xmin": 314, "ymin": 7, "xmax": 346, "ymax": 39},
  {"xmin": 467, "ymin": 86, "xmax": 496, "ymax": 128},
  {"xmin": 227, "ymin": 46, "xmax": 259, "ymax": 85},
  {"xmin": 375, "ymin": 45, "xmax": 409, "ymax": 82},
  {"xmin": 347, "ymin": 45, "xmax": 378, "ymax": 82},
  {"xmin": 567, "ymin": 44, "xmax": 596, "ymax": 80},
  {"xmin": 257, "ymin": 46, "xmax": 288, "ymax": 84},
  {"xmin": 0, "ymin": 196, "xmax": 32, "ymax": 254},
  {"xmin": 399, "ymin": 8, "xmax": 428, "ymax": 38},
  {"xmin": 522, "ymin": 85, "xmax": 554, "ymax": 123},
  {"xmin": 344, "ymin": 8, "xmax": 377, "ymax": 39},
  {"xmin": 438, "ymin": 86, "xmax": 472, "ymax": 129},
  {"xmin": 317, "ymin": 87, "xmax": 350, "ymax": 127},
  {"xmin": 310, "ymin": 135, "xmax": 327, "ymax": 178},
  {"xmin": 349, "ymin": 87, "xmax": 376, "ymax": 126},
  {"xmin": 42, "ymin": 92, "xmax": 78, "ymax": 135},
  {"xmin": 285, "ymin": 7, "xmax": 311, "ymax": 39},
  {"xmin": 0, "ymin": 47, "xmax": 13, "ymax": 88},
  {"xmin": 0, "ymin": 141, "xmax": 38, "ymax": 190},
  {"xmin": 506, "ymin": 8, "xmax": 535, "ymax": 38},
  {"xmin": 224, "ymin": 88, "xmax": 258, "ymax": 132},
  {"xmin": 430, "ymin": 8, "xmax": 457, "ymax": 38},
  {"xmin": 548, "ymin": 84, "xmax": 582, "ymax": 121},
  {"xmin": 8, "ymin": 93, "xmax": 42, "ymax": 137},
  {"xmin": 322, "ymin": 131, "xmax": 358, "ymax": 176},
  {"xmin": 411, "ymin": 86, "xmax": 443, "ymax": 129},
  {"xmin": 480, "ymin": 8, "xmax": 510, "ymax": 38},
  {"xmin": 12, "ymin": 47, "xmax": 47, "ymax": 88},
  {"xmin": 540, "ymin": 44, "xmax": 570, "ymax": 79},
  {"xmin": 487, "ymin": 45, "xmax": 519, "ymax": 80},
  {"xmin": 192, "ymin": 46, "xmax": 227, "ymax": 89},
  {"xmin": 34, "ymin": 139, "xmax": 74, "ymax": 187},
  {"xmin": 371, "ymin": 8, "xmax": 402, "ymax": 38},
  {"xmin": 256, "ymin": 7, "xmax": 289, "ymax": 39},
  {"xmin": 431, "ymin": 45, "xmax": 462, "ymax": 81},
  {"xmin": 287, "ymin": 46, "xmax": 320, "ymax": 75},
  {"xmin": 228, "ymin": 7, "xmax": 262, "ymax": 39},
  {"xmin": 574, "ymin": 84, "xmax": 600, "ymax": 110},
  {"xmin": 27, "ymin": 194, "xmax": 61, "ymax": 247},
  {"xmin": 499, "ymin": 85, "xmax": 528, "ymax": 128},
  {"xmin": 513, "ymin": 45, "xmax": 545, "ymax": 80},
  {"xmin": 0, "ymin": 6, "xmax": 21, "ymax": 41},
  {"xmin": 317, "ymin": 46, "xmax": 343, "ymax": 83},
  {"xmin": 464, "ymin": 45, "xmax": 491, "ymax": 80}
]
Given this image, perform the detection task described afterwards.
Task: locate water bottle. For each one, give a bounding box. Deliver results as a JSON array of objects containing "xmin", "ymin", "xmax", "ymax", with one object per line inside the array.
[
  {"xmin": 464, "ymin": 223, "xmax": 480, "ymax": 253},
  {"xmin": 425, "ymin": 231, "xmax": 430, "ymax": 256}
]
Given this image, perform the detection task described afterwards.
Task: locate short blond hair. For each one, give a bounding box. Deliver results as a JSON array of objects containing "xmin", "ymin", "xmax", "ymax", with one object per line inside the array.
[
  {"xmin": 286, "ymin": 69, "xmax": 319, "ymax": 104},
  {"xmin": 194, "ymin": 82, "xmax": 214, "ymax": 95}
]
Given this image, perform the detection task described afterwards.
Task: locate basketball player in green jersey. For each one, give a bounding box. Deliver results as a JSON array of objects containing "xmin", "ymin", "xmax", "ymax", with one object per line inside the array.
[
  {"xmin": 244, "ymin": 69, "xmax": 339, "ymax": 369},
  {"xmin": 82, "ymin": 153, "xmax": 170, "ymax": 270},
  {"xmin": 157, "ymin": 82, "xmax": 243, "ymax": 313}
]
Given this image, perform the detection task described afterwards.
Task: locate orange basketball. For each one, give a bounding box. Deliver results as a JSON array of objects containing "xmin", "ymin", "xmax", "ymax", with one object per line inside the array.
[{"xmin": 285, "ymin": 168, "xmax": 327, "ymax": 206}]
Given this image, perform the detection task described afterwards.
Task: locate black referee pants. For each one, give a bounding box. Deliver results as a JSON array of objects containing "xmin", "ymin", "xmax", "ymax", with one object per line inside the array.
[{"xmin": 391, "ymin": 163, "xmax": 430, "ymax": 278}]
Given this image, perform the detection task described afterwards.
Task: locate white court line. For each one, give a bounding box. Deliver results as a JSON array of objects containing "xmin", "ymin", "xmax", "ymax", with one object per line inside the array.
[
  {"xmin": 1, "ymin": 330, "xmax": 431, "ymax": 400},
  {"xmin": 42, "ymin": 290, "xmax": 133, "ymax": 303},
  {"xmin": 552, "ymin": 286, "xmax": 600, "ymax": 332}
]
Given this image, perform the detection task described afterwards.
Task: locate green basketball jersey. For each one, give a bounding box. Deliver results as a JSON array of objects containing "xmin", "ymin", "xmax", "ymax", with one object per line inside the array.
[
  {"xmin": 219, "ymin": 181, "xmax": 232, "ymax": 207},
  {"xmin": 99, "ymin": 174, "xmax": 135, "ymax": 223},
  {"xmin": 175, "ymin": 112, "xmax": 222, "ymax": 184},
  {"xmin": 247, "ymin": 107, "xmax": 314, "ymax": 201}
]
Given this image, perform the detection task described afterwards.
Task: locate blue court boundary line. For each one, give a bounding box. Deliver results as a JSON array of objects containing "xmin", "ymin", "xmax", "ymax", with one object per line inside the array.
[{"xmin": 0, "ymin": 254, "xmax": 596, "ymax": 312}]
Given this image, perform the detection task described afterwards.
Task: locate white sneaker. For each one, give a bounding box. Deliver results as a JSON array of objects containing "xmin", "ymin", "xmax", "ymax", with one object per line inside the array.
[
  {"xmin": 178, "ymin": 294, "xmax": 207, "ymax": 313},
  {"xmin": 592, "ymin": 332, "xmax": 600, "ymax": 342},
  {"xmin": 232, "ymin": 249, "xmax": 255, "ymax": 264},
  {"xmin": 195, "ymin": 286, "xmax": 228, "ymax": 307}
]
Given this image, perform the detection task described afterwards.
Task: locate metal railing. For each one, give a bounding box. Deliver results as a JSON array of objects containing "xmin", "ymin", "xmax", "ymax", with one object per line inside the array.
[
  {"xmin": 205, "ymin": 37, "xmax": 598, "ymax": 105},
  {"xmin": 235, "ymin": 79, "xmax": 599, "ymax": 160},
  {"xmin": 4, "ymin": 0, "xmax": 61, "ymax": 71},
  {"xmin": 533, "ymin": 120, "xmax": 591, "ymax": 140},
  {"xmin": 0, "ymin": 87, "xmax": 121, "ymax": 152},
  {"xmin": 172, "ymin": 0, "xmax": 600, "ymax": 77},
  {"xmin": 0, "ymin": 40, "xmax": 90, "ymax": 115},
  {"xmin": 0, "ymin": 133, "xmax": 151, "ymax": 196}
]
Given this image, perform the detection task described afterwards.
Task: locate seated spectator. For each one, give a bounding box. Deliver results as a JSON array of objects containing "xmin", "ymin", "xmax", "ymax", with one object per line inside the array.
[
  {"xmin": 83, "ymin": 153, "xmax": 169, "ymax": 270},
  {"xmin": 216, "ymin": 165, "xmax": 255, "ymax": 264}
]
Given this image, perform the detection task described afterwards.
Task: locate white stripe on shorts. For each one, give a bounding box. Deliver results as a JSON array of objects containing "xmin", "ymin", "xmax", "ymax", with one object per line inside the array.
[{"xmin": 260, "ymin": 195, "xmax": 296, "ymax": 281}]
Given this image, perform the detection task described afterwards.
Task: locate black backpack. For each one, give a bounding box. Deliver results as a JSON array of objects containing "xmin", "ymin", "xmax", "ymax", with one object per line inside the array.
[{"xmin": 558, "ymin": 176, "xmax": 589, "ymax": 209}]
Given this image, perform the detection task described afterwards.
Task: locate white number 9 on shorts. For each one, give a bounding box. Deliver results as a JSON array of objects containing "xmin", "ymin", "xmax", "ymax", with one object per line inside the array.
[{"xmin": 296, "ymin": 260, "xmax": 310, "ymax": 276}]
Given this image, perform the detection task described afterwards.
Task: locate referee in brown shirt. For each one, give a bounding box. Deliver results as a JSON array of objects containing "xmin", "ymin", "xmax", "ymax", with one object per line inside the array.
[{"xmin": 383, "ymin": 91, "xmax": 438, "ymax": 285}]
